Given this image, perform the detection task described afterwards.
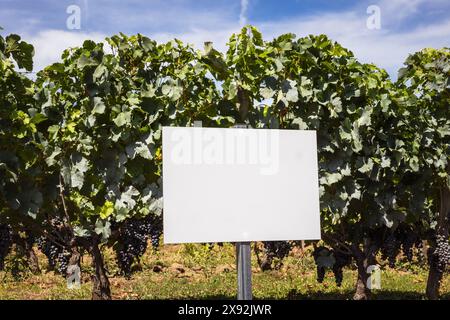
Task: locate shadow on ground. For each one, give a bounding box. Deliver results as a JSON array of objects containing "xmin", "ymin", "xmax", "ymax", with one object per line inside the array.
[{"xmin": 180, "ymin": 290, "xmax": 450, "ymax": 300}]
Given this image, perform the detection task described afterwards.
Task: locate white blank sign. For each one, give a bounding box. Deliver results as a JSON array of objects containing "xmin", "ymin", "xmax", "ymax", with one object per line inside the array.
[{"xmin": 162, "ymin": 127, "xmax": 321, "ymax": 244}]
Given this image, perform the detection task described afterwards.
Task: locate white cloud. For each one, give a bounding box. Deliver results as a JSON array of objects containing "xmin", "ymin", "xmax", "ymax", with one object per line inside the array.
[
  {"xmin": 240, "ymin": 0, "xmax": 249, "ymax": 27},
  {"xmin": 377, "ymin": 0, "xmax": 424, "ymax": 22},
  {"xmin": 23, "ymin": 30, "xmax": 107, "ymax": 72}
]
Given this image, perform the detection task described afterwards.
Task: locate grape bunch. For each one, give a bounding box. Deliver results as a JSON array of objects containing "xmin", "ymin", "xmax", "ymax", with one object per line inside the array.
[
  {"xmin": 150, "ymin": 232, "xmax": 160, "ymax": 250},
  {"xmin": 379, "ymin": 225, "xmax": 423, "ymax": 266},
  {"xmin": 312, "ymin": 246, "xmax": 331, "ymax": 283},
  {"xmin": 149, "ymin": 215, "xmax": 163, "ymax": 251},
  {"xmin": 0, "ymin": 224, "xmax": 13, "ymax": 270},
  {"xmin": 313, "ymin": 245, "xmax": 352, "ymax": 286},
  {"xmin": 332, "ymin": 249, "xmax": 352, "ymax": 287},
  {"xmin": 332, "ymin": 265, "xmax": 343, "ymax": 286},
  {"xmin": 259, "ymin": 241, "xmax": 292, "ymax": 271},
  {"xmin": 433, "ymin": 234, "xmax": 450, "ymax": 273},
  {"xmin": 36, "ymin": 217, "xmax": 72, "ymax": 275},
  {"xmin": 36, "ymin": 236, "xmax": 71, "ymax": 274},
  {"xmin": 264, "ymin": 241, "xmax": 292, "ymax": 259},
  {"xmin": 381, "ymin": 234, "xmax": 401, "ymax": 267},
  {"xmin": 115, "ymin": 217, "xmax": 162, "ymax": 277},
  {"xmin": 400, "ymin": 232, "xmax": 417, "ymax": 262},
  {"xmin": 56, "ymin": 250, "xmax": 72, "ymax": 274},
  {"xmin": 395, "ymin": 225, "xmax": 421, "ymax": 263},
  {"xmin": 317, "ymin": 265, "xmax": 326, "ymax": 283}
]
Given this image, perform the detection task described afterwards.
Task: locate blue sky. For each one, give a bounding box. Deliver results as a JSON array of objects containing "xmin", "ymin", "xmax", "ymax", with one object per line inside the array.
[{"xmin": 1, "ymin": 0, "xmax": 449, "ymax": 77}]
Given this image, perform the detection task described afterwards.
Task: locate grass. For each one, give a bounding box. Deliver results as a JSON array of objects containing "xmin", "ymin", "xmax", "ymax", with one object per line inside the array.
[{"xmin": 0, "ymin": 243, "xmax": 449, "ymax": 300}]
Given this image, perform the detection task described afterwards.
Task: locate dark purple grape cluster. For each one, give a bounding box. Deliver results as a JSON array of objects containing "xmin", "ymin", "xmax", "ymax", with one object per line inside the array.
[
  {"xmin": 381, "ymin": 234, "xmax": 401, "ymax": 267},
  {"xmin": 401, "ymin": 232, "xmax": 416, "ymax": 262},
  {"xmin": 0, "ymin": 224, "xmax": 13, "ymax": 270},
  {"xmin": 115, "ymin": 215, "xmax": 162, "ymax": 277},
  {"xmin": 380, "ymin": 226, "xmax": 422, "ymax": 267},
  {"xmin": 259, "ymin": 241, "xmax": 292, "ymax": 271},
  {"xmin": 332, "ymin": 249, "xmax": 352, "ymax": 286},
  {"xmin": 312, "ymin": 246, "xmax": 330, "ymax": 283},
  {"xmin": 264, "ymin": 241, "xmax": 292, "ymax": 260},
  {"xmin": 312, "ymin": 245, "xmax": 352, "ymax": 286},
  {"xmin": 317, "ymin": 265, "xmax": 326, "ymax": 283},
  {"xmin": 396, "ymin": 226, "xmax": 421, "ymax": 263},
  {"xmin": 150, "ymin": 215, "xmax": 162, "ymax": 251},
  {"xmin": 433, "ymin": 234, "xmax": 450, "ymax": 273},
  {"xmin": 36, "ymin": 217, "xmax": 71, "ymax": 275},
  {"xmin": 332, "ymin": 265, "xmax": 343, "ymax": 286},
  {"xmin": 36, "ymin": 235, "xmax": 71, "ymax": 274}
]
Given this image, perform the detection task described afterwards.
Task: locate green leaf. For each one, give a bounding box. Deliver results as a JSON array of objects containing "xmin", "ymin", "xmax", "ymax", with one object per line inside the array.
[
  {"xmin": 142, "ymin": 83, "xmax": 156, "ymax": 98},
  {"xmin": 409, "ymin": 156, "xmax": 420, "ymax": 172},
  {"xmin": 127, "ymin": 96, "xmax": 140, "ymax": 106},
  {"xmin": 92, "ymin": 97, "xmax": 106, "ymax": 114},
  {"xmin": 351, "ymin": 125, "xmax": 362, "ymax": 152},
  {"xmin": 357, "ymin": 107, "xmax": 372, "ymax": 126},
  {"xmin": 339, "ymin": 128, "xmax": 352, "ymax": 141},
  {"xmin": 141, "ymin": 36, "xmax": 154, "ymax": 52},
  {"xmin": 93, "ymin": 64, "xmax": 108, "ymax": 83},
  {"xmin": 226, "ymin": 81, "xmax": 237, "ymax": 100},
  {"xmin": 94, "ymin": 220, "xmax": 111, "ymax": 240},
  {"xmin": 73, "ymin": 226, "xmax": 91, "ymax": 237},
  {"xmin": 99, "ymin": 201, "xmax": 114, "ymax": 219},
  {"xmin": 114, "ymin": 186, "xmax": 139, "ymax": 215},
  {"xmin": 397, "ymin": 67, "xmax": 408, "ymax": 80},
  {"xmin": 381, "ymin": 156, "xmax": 391, "ymax": 168},
  {"xmin": 6, "ymin": 34, "xmax": 34, "ymax": 71},
  {"xmin": 31, "ymin": 113, "xmax": 47, "ymax": 124},
  {"xmin": 70, "ymin": 155, "xmax": 89, "ymax": 190},
  {"xmin": 126, "ymin": 141, "xmax": 153, "ymax": 160},
  {"xmin": 260, "ymin": 87, "xmax": 274, "ymax": 100},
  {"xmin": 436, "ymin": 125, "xmax": 450, "ymax": 138},
  {"xmin": 282, "ymin": 80, "xmax": 298, "ymax": 103},
  {"xmin": 148, "ymin": 197, "xmax": 163, "ymax": 215},
  {"xmin": 85, "ymin": 114, "xmax": 96, "ymax": 128},
  {"xmin": 47, "ymin": 125, "xmax": 60, "ymax": 140},
  {"xmin": 45, "ymin": 147, "xmax": 61, "ymax": 166},
  {"xmin": 285, "ymin": 87, "xmax": 298, "ymax": 103},
  {"xmin": 329, "ymin": 97, "xmax": 342, "ymax": 118},
  {"xmin": 113, "ymin": 112, "xmax": 131, "ymax": 127},
  {"xmin": 358, "ymin": 158, "xmax": 374, "ymax": 174},
  {"xmin": 70, "ymin": 170, "xmax": 84, "ymax": 190},
  {"xmin": 380, "ymin": 94, "xmax": 391, "ymax": 112},
  {"xmin": 77, "ymin": 55, "xmax": 97, "ymax": 68},
  {"xmin": 292, "ymin": 118, "xmax": 308, "ymax": 130},
  {"xmin": 341, "ymin": 164, "xmax": 351, "ymax": 176},
  {"xmin": 274, "ymin": 58, "xmax": 284, "ymax": 72},
  {"xmin": 320, "ymin": 172, "xmax": 342, "ymax": 186}
]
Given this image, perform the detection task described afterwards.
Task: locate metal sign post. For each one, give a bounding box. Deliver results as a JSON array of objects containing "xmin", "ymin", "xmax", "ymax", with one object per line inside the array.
[{"xmin": 236, "ymin": 242, "xmax": 252, "ymax": 300}]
